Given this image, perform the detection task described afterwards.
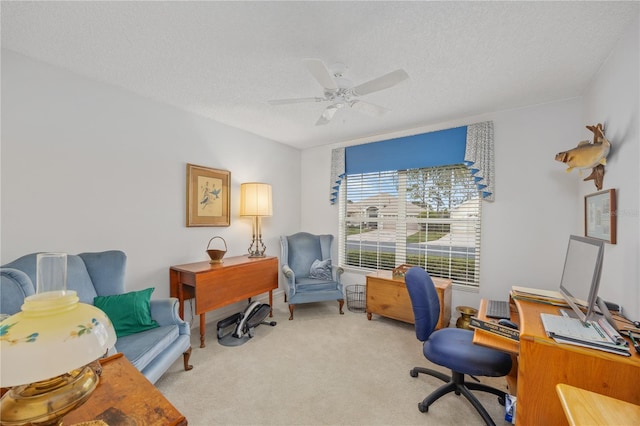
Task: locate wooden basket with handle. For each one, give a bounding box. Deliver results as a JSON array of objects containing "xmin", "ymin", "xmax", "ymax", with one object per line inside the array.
[{"xmin": 206, "ymin": 236, "xmax": 227, "ymax": 264}]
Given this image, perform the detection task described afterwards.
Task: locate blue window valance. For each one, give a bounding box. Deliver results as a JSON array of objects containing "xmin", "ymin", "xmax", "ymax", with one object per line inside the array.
[
  {"xmin": 330, "ymin": 121, "xmax": 494, "ymax": 203},
  {"xmin": 345, "ymin": 126, "xmax": 468, "ymax": 174}
]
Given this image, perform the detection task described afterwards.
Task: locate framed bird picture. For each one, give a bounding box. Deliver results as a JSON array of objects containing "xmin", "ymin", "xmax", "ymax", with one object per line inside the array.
[{"xmin": 186, "ymin": 164, "xmax": 230, "ymax": 227}]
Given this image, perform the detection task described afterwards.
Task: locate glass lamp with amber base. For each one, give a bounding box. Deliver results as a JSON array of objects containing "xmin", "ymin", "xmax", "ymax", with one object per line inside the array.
[{"xmin": 0, "ymin": 253, "xmax": 116, "ymax": 425}]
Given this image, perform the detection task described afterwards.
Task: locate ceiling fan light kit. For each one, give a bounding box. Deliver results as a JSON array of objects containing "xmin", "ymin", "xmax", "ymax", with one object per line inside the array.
[{"xmin": 268, "ymin": 58, "xmax": 409, "ymax": 125}]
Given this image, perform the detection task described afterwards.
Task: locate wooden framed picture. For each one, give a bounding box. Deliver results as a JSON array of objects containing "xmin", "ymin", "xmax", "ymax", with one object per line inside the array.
[
  {"xmin": 186, "ymin": 164, "xmax": 230, "ymax": 227},
  {"xmin": 584, "ymin": 189, "xmax": 616, "ymax": 244}
]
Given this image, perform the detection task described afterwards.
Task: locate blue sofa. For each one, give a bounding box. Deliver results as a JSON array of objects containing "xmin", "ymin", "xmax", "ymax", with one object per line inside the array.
[{"xmin": 0, "ymin": 250, "xmax": 192, "ymax": 384}]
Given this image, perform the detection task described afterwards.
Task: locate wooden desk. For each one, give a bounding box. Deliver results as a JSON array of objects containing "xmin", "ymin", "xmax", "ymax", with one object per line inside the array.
[
  {"xmin": 63, "ymin": 354, "xmax": 186, "ymax": 425},
  {"xmin": 365, "ymin": 271, "xmax": 452, "ymax": 329},
  {"xmin": 556, "ymin": 383, "xmax": 640, "ymax": 426},
  {"xmin": 170, "ymin": 255, "xmax": 278, "ymax": 347},
  {"xmin": 473, "ymin": 298, "xmax": 640, "ymax": 425}
]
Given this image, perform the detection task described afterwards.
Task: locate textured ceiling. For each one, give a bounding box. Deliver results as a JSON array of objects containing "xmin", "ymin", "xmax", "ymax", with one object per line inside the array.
[{"xmin": 2, "ymin": 1, "xmax": 638, "ymax": 149}]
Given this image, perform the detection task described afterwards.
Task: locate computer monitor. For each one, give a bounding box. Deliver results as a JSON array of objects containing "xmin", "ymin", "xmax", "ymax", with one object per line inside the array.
[{"xmin": 558, "ymin": 235, "xmax": 605, "ymax": 324}]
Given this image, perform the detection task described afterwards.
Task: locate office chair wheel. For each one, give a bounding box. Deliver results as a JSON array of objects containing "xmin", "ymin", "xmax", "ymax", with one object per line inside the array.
[
  {"xmin": 418, "ymin": 402, "xmax": 428, "ymax": 413},
  {"xmin": 409, "ymin": 369, "xmax": 419, "ymax": 378}
]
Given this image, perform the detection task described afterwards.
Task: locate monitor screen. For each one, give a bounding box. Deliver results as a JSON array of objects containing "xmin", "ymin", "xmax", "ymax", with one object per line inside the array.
[{"xmin": 558, "ymin": 235, "xmax": 605, "ymax": 323}]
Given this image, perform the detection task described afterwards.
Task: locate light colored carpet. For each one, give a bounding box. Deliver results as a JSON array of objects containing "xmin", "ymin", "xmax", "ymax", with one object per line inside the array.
[{"xmin": 155, "ymin": 297, "xmax": 512, "ymax": 425}]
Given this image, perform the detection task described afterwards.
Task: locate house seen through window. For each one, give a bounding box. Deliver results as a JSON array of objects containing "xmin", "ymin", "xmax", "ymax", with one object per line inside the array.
[{"xmin": 338, "ymin": 164, "xmax": 481, "ymax": 288}]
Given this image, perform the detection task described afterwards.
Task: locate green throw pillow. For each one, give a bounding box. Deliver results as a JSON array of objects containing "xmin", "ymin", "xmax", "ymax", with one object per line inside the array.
[{"xmin": 94, "ymin": 288, "xmax": 159, "ymax": 338}]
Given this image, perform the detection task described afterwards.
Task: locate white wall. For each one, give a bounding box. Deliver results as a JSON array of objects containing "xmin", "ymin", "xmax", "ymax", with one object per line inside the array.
[
  {"xmin": 2, "ymin": 15, "xmax": 638, "ymax": 325},
  {"xmin": 1, "ymin": 50, "xmax": 301, "ymax": 316},
  {"xmin": 301, "ymin": 100, "xmax": 582, "ymax": 314},
  {"xmin": 581, "ymin": 16, "xmax": 639, "ymax": 320},
  {"xmin": 301, "ymin": 16, "xmax": 640, "ymax": 321}
]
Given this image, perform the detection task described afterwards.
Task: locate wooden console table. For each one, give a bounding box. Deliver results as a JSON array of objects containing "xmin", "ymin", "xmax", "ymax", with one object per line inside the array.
[
  {"xmin": 365, "ymin": 270, "xmax": 452, "ymax": 329},
  {"xmin": 170, "ymin": 255, "xmax": 278, "ymax": 347},
  {"xmin": 63, "ymin": 353, "xmax": 187, "ymax": 425}
]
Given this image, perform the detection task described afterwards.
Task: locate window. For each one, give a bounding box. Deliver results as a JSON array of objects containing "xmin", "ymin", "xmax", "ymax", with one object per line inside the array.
[{"xmin": 339, "ymin": 164, "xmax": 481, "ymax": 288}]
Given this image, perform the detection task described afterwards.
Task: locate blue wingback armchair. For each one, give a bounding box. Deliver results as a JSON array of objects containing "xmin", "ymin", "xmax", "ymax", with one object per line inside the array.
[
  {"xmin": 1, "ymin": 251, "xmax": 193, "ymax": 384},
  {"xmin": 280, "ymin": 232, "xmax": 344, "ymax": 320}
]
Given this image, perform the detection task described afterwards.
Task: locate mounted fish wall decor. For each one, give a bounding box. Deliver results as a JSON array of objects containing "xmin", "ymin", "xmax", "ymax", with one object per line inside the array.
[{"xmin": 555, "ymin": 123, "xmax": 610, "ymax": 190}]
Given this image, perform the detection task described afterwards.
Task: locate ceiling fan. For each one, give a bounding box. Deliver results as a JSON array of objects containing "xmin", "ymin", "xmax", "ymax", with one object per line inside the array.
[{"xmin": 268, "ymin": 59, "xmax": 409, "ymax": 126}]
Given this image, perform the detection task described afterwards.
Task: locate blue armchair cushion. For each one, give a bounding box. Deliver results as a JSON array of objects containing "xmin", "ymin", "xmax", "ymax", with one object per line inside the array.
[
  {"xmin": 3, "ymin": 254, "xmax": 99, "ymax": 304},
  {"xmin": 0, "ymin": 269, "xmax": 35, "ymax": 315},
  {"xmin": 117, "ymin": 325, "xmax": 179, "ymax": 371},
  {"xmin": 288, "ymin": 235, "xmax": 323, "ymax": 279},
  {"xmin": 94, "ymin": 287, "xmax": 159, "ymax": 338},
  {"xmin": 309, "ymin": 259, "xmax": 332, "ymax": 280}
]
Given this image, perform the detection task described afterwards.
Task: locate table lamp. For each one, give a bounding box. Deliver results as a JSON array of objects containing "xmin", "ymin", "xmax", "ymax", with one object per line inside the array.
[
  {"xmin": 0, "ymin": 253, "xmax": 117, "ymax": 425},
  {"xmin": 239, "ymin": 182, "xmax": 273, "ymax": 258}
]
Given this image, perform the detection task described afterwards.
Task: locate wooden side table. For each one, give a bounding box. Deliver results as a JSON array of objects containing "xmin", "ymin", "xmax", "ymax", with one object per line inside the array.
[
  {"xmin": 63, "ymin": 354, "xmax": 187, "ymax": 425},
  {"xmin": 170, "ymin": 255, "xmax": 278, "ymax": 347},
  {"xmin": 365, "ymin": 270, "xmax": 452, "ymax": 329}
]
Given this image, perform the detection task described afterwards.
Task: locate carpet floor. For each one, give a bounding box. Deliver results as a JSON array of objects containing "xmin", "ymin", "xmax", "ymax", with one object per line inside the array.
[{"xmin": 155, "ymin": 297, "xmax": 512, "ymax": 425}]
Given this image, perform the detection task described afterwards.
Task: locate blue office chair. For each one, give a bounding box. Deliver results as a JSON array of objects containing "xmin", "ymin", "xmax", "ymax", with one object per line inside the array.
[{"xmin": 405, "ymin": 267, "xmax": 512, "ymax": 425}]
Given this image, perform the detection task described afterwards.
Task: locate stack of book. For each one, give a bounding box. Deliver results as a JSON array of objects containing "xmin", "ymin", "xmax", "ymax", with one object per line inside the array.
[{"xmin": 510, "ymin": 286, "xmax": 569, "ymax": 306}]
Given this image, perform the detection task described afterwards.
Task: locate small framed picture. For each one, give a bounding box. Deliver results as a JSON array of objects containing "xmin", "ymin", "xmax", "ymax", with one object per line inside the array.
[
  {"xmin": 584, "ymin": 189, "xmax": 616, "ymax": 244},
  {"xmin": 186, "ymin": 164, "xmax": 230, "ymax": 227}
]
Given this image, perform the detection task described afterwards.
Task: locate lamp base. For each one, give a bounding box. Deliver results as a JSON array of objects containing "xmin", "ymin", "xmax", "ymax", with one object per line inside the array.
[
  {"xmin": 0, "ymin": 364, "xmax": 99, "ymax": 426},
  {"xmin": 246, "ymin": 231, "xmax": 267, "ymax": 258}
]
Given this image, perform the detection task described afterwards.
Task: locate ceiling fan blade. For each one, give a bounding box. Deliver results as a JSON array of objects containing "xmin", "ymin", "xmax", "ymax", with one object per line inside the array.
[
  {"xmin": 268, "ymin": 97, "xmax": 325, "ymax": 106},
  {"xmin": 316, "ymin": 104, "xmax": 339, "ymax": 126},
  {"xmin": 303, "ymin": 59, "xmax": 338, "ymax": 91},
  {"xmin": 352, "ymin": 69, "xmax": 409, "ymax": 96},
  {"xmin": 350, "ymin": 100, "xmax": 390, "ymax": 116}
]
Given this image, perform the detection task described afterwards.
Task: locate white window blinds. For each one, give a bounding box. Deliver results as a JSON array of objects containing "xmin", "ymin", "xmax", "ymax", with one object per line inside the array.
[{"xmin": 339, "ymin": 164, "xmax": 481, "ymax": 287}]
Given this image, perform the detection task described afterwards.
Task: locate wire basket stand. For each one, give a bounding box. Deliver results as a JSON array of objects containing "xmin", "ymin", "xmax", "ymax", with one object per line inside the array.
[{"xmin": 346, "ymin": 285, "xmax": 366, "ymax": 313}]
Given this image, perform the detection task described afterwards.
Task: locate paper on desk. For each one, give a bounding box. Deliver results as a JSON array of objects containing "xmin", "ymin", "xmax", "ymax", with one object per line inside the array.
[{"xmin": 512, "ymin": 286, "xmax": 563, "ymax": 299}]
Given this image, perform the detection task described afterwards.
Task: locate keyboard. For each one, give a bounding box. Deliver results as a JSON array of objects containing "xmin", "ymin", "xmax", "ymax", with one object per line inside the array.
[{"xmin": 486, "ymin": 300, "xmax": 511, "ymax": 319}]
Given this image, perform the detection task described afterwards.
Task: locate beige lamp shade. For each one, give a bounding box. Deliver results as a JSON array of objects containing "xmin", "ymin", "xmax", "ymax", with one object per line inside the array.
[{"xmin": 239, "ymin": 183, "xmax": 273, "ymax": 217}]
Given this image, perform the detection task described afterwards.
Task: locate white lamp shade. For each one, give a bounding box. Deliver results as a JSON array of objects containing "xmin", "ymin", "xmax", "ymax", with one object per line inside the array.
[
  {"xmin": 0, "ymin": 291, "xmax": 116, "ymax": 387},
  {"xmin": 239, "ymin": 183, "xmax": 273, "ymax": 217}
]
